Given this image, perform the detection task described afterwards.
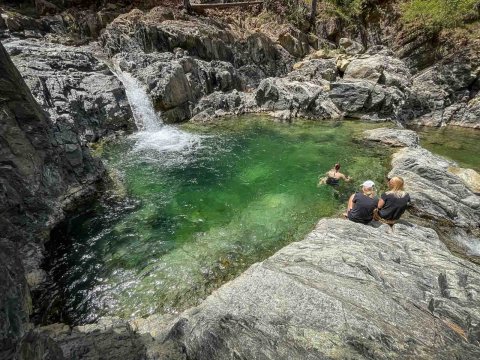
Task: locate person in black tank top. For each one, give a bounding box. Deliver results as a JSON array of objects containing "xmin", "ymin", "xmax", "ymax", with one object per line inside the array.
[
  {"xmin": 346, "ymin": 180, "xmax": 378, "ymax": 224},
  {"xmin": 374, "ymin": 176, "xmax": 410, "ymax": 223}
]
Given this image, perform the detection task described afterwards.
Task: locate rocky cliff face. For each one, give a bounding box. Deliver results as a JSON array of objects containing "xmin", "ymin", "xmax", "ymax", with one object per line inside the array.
[
  {"xmin": 0, "ymin": 36, "xmax": 133, "ymax": 357},
  {"xmin": 4, "ymin": 39, "xmax": 134, "ymax": 142}
]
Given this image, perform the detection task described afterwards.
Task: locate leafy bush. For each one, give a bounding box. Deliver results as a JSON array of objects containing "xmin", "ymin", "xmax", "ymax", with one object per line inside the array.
[
  {"xmin": 402, "ymin": 0, "xmax": 480, "ymax": 30},
  {"xmin": 263, "ymin": 0, "xmax": 310, "ymax": 28},
  {"xmin": 322, "ymin": 0, "xmax": 368, "ymax": 21}
]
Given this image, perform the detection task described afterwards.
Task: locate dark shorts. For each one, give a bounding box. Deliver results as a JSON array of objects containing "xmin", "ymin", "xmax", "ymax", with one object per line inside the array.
[
  {"xmin": 326, "ymin": 177, "xmax": 340, "ymax": 186},
  {"xmin": 373, "ymin": 208, "xmax": 397, "ymax": 225},
  {"xmin": 347, "ymin": 210, "xmax": 371, "ymax": 225}
]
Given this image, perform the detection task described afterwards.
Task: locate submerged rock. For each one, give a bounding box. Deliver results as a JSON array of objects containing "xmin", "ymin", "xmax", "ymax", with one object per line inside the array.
[{"xmin": 156, "ymin": 219, "xmax": 480, "ymax": 359}]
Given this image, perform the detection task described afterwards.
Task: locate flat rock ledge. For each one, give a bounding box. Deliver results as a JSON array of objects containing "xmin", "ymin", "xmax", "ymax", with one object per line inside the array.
[
  {"xmin": 363, "ymin": 128, "xmax": 419, "ymax": 148},
  {"xmin": 148, "ymin": 219, "xmax": 480, "ymax": 359},
  {"xmin": 363, "ymin": 128, "xmax": 480, "ymax": 229}
]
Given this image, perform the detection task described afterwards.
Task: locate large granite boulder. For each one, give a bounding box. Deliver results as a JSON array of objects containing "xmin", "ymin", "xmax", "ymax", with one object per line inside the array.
[
  {"xmin": 343, "ymin": 51, "xmax": 412, "ymax": 91},
  {"xmin": 363, "ymin": 128, "xmax": 419, "ymax": 147},
  {"xmin": 390, "ymin": 147, "xmax": 480, "ymax": 228},
  {"xmin": 153, "ymin": 219, "xmax": 480, "ymax": 359},
  {"xmin": 4, "ymin": 39, "xmax": 134, "ymax": 142},
  {"xmin": 363, "ymin": 128, "xmax": 480, "ymax": 229},
  {"xmin": 287, "ymin": 58, "xmax": 338, "ymax": 83},
  {"xmin": 327, "ymin": 79, "xmax": 406, "ymax": 120}
]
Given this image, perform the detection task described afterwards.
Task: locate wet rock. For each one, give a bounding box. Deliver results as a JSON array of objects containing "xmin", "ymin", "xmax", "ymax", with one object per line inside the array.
[
  {"xmin": 37, "ymin": 319, "xmax": 147, "ymax": 360},
  {"xmin": 15, "ymin": 331, "xmax": 64, "ymax": 360},
  {"xmin": 115, "ymin": 51, "xmax": 242, "ymax": 123},
  {"xmin": 159, "ymin": 219, "xmax": 480, "ymax": 359},
  {"xmin": 0, "ymin": 38, "xmax": 105, "ymax": 357},
  {"xmin": 363, "ymin": 128, "xmax": 419, "ymax": 147},
  {"xmin": 4, "ymin": 39, "xmax": 134, "ymax": 141}
]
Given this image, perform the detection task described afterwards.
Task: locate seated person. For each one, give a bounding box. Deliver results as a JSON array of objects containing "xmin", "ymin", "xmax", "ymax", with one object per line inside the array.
[
  {"xmin": 346, "ymin": 180, "xmax": 378, "ymax": 224},
  {"xmin": 374, "ymin": 176, "xmax": 410, "ymax": 224},
  {"xmin": 318, "ymin": 163, "xmax": 351, "ymax": 186}
]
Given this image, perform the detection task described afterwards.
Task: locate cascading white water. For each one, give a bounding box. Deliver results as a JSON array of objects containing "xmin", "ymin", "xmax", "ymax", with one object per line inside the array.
[
  {"xmin": 113, "ymin": 67, "xmax": 203, "ymax": 160},
  {"xmin": 117, "ymin": 72, "xmax": 162, "ymax": 132}
]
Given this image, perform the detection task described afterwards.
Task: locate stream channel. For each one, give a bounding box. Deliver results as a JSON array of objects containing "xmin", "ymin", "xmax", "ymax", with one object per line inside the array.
[{"xmin": 35, "ymin": 73, "xmax": 480, "ymax": 326}]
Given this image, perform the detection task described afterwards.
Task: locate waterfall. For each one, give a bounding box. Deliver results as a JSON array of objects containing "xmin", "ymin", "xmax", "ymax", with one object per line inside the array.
[
  {"xmin": 113, "ymin": 66, "xmax": 203, "ymax": 160},
  {"xmin": 116, "ymin": 72, "xmax": 161, "ymax": 132}
]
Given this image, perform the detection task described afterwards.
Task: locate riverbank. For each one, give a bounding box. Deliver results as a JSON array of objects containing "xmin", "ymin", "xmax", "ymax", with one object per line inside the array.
[{"xmin": 1, "ymin": 1, "xmax": 480, "ymax": 358}]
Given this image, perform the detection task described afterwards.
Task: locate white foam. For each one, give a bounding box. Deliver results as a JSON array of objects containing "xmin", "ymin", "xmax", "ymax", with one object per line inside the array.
[{"xmin": 112, "ymin": 65, "xmax": 204, "ymax": 161}]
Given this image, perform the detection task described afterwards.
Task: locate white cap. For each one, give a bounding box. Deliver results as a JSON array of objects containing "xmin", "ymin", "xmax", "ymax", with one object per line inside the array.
[{"xmin": 362, "ymin": 180, "xmax": 375, "ymax": 188}]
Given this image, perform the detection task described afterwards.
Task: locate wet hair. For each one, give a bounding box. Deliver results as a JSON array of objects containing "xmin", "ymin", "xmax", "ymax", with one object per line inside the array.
[
  {"xmin": 334, "ymin": 163, "xmax": 341, "ymax": 171},
  {"xmin": 386, "ymin": 176, "xmax": 406, "ymax": 198}
]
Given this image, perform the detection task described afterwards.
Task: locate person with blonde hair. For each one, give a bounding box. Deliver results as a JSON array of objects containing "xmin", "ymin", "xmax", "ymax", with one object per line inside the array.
[
  {"xmin": 374, "ymin": 176, "xmax": 410, "ymax": 224},
  {"xmin": 345, "ymin": 180, "xmax": 378, "ymax": 224}
]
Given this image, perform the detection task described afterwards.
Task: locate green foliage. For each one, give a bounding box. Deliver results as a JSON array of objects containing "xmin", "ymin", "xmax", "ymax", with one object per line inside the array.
[
  {"xmin": 263, "ymin": 0, "xmax": 310, "ymax": 28},
  {"xmin": 323, "ymin": 0, "xmax": 368, "ymax": 21},
  {"xmin": 402, "ymin": 0, "xmax": 480, "ymax": 30}
]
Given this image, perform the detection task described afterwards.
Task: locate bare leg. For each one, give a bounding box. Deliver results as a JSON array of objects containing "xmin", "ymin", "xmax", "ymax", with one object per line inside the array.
[
  {"xmin": 347, "ymin": 193, "xmax": 355, "ymax": 212},
  {"xmin": 343, "ymin": 193, "xmax": 355, "ymax": 218}
]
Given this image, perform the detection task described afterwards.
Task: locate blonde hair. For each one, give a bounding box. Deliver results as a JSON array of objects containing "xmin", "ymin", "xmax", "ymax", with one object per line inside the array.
[
  {"xmin": 386, "ymin": 176, "xmax": 406, "ymax": 198},
  {"xmin": 362, "ymin": 186, "xmax": 375, "ymax": 198}
]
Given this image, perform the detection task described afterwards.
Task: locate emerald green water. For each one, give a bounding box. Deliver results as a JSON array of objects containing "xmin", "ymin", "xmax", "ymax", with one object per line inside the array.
[
  {"xmin": 415, "ymin": 126, "xmax": 480, "ymax": 172},
  {"xmin": 43, "ymin": 117, "xmax": 391, "ymax": 324}
]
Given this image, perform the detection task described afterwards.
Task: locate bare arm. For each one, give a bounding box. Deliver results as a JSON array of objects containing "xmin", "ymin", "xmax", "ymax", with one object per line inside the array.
[
  {"xmin": 377, "ymin": 198, "xmax": 385, "ymax": 209},
  {"xmin": 347, "ymin": 194, "xmax": 355, "ymax": 212}
]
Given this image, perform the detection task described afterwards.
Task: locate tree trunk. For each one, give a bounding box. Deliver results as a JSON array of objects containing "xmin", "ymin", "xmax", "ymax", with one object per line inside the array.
[{"xmin": 310, "ymin": 0, "xmax": 319, "ymax": 28}]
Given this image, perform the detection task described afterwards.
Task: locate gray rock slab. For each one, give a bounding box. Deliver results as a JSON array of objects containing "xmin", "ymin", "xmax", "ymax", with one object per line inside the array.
[
  {"xmin": 159, "ymin": 219, "xmax": 480, "ymax": 359},
  {"xmin": 390, "ymin": 147, "xmax": 480, "ymax": 228},
  {"xmin": 363, "ymin": 127, "xmax": 419, "ymax": 147}
]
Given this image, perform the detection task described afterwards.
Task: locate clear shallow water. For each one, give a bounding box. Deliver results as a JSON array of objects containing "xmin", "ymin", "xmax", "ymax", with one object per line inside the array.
[
  {"xmin": 415, "ymin": 126, "xmax": 480, "ymax": 172},
  {"xmin": 41, "ymin": 117, "xmax": 392, "ymax": 325}
]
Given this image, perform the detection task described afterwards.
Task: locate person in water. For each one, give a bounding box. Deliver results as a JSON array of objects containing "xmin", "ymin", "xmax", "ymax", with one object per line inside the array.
[
  {"xmin": 318, "ymin": 163, "xmax": 351, "ymax": 186},
  {"xmin": 374, "ymin": 176, "xmax": 410, "ymax": 224},
  {"xmin": 345, "ymin": 180, "xmax": 378, "ymax": 224}
]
